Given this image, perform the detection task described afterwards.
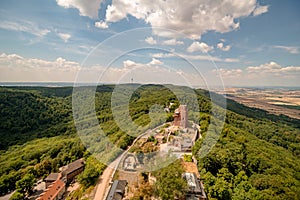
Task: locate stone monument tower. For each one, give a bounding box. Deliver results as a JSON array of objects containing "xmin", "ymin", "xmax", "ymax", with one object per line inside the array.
[{"xmin": 173, "ymin": 105, "xmax": 188, "ymax": 128}]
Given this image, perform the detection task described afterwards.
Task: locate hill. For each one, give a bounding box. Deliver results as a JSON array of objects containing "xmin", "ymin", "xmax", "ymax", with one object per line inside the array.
[
  {"xmin": 0, "ymin": 84, "xmax": 299, "ymax": 199},
  {"xmin": 0, "ymin": 87, "xmax": 73, "ymax": 149}
]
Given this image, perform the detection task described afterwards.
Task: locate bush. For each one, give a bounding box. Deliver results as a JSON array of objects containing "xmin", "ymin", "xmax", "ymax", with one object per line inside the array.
[
  {"xmin": 9, "ymin": 191, "xmax": 24, "ymax": 200},
  {"xmin": 183, "ymin": 154, "xmax": 193, "ymax": 162}
]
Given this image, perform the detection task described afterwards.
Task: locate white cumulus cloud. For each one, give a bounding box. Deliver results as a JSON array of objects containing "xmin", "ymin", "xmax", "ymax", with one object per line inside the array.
[
  {"xmin": 215, "ymin": 62, "xmax": 300, "ymax": 77},
  {"xmin": 217, "ymin": 42, "xmax": 231, "ymax": 51},
  {"xmin": 145, "ymin": 37, "xmax": 157, "ymax": 45},
  {"xmin": 187, "ymin": 42, "xmax": 214, "ymax": 53},
  {"xmin": 56, "ymin": 0, "xmax": 103, "ymax": 19},
  {"xmin": 215, "ymin": 68, "xmax": 243, "ymax": 78},
  {"xmin": 0, "ymin": 53, "xmax": 80, "ymax": 82},
  {"xmin": 95, "ymin": 21, "xmax": 108, "ymax": 29},
  {"xmin": 152, "ymin": 52, "xmax": 238, "ymax": 63},
  {"xmin": 213, "ymin": 61, "xmax": 300, "ymax": 86},
  {"xmin": 103, "ymin": 0, "xmax": 267, "ymax": 39},
  {"xmin": 247, "ymin": 62, "xmax": 300, "ymax": 75},
  {"xmin": 58, "ymin": 33, "xmax": 71, "ymax": 42},
  {"xmin": 149, "ymin": 58, "xmax": 163, "ymax": 65},
  {"xmin": 105, "ymin": 4, "xmax": 128, "ymax": 22},
  {"xmin": 162, "ymin": 39, "xmax": 184, "ymax": 46},
  {"xmin": 252, "ymin": 5, "xmax": 269, "ymax": 16},
  {"xmin": 123, "ymin": 59, "xmax": 137, "ymax": 69}
]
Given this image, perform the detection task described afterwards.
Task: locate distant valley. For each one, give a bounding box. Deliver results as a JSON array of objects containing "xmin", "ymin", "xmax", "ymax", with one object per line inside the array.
[{"xmin": 215, "ymin": 87, "xmax": 300, "ymax": 120}]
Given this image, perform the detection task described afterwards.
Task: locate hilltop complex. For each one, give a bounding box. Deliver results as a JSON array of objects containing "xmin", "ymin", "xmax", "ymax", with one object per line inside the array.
[{"xmin": 105, "ymin": 105, "xmax": 207, "ymax": 199}]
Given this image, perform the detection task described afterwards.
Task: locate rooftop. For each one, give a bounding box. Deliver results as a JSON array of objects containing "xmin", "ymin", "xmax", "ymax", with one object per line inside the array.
[
  {"xmin": 106, "ymin": 180, "xmax": 127, "ymax": 200},
  {"xmin": 181, "ymin": 161, "xmax": 200, "ymax": 178},
  {"xmin": 37, "ymin": 179, "xmax": 65, "ymax": 200},
  {"xmin": 183, "ymin": 173, "xmax": 202, "ymax": 194},
  {"xmin": 45, "ymin": 173, "xmax": 60, "ymax": 182},
  {"xmin": 62, "ymin": 159, "xmax": 84, "ymax": 175}
]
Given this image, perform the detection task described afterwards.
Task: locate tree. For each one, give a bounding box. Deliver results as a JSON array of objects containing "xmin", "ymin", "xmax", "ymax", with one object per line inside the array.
[
  {"xmin": 131, "ymin": 181, "xmax": 154, "ymax": 200},
  {"xmin": 78, "ymin": 157, "xmax": 105, "ymax": 188},
  {"xmin": 210, "ymin": 177, "xmax": 232, "ymax": 200},
  {"xmin": 154, "ymin": 160, "xmax": 187, "ymax": 200},
  {"xmin": 77, "ymin": 164, "xmax": 99, "ymax": 188},
  {"xmin": 9, "ymin": 191, "xmax": 24, "ymax": 200},
  {"xmin": 147, "ymin": 136, "xmax": 155, "ymax": 142},
  {"xmin": 183, "ymin": 154, "xmax": 193, "ymax": 162},
  {"xmin": 15, "ymin": 173, "xmax": 36, "ymax": 196}
]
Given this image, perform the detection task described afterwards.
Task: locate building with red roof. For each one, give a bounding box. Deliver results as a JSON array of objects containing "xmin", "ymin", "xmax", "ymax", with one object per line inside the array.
[{"xmin": 37, "ymin": 179, "xmax": 65, "ymax": 200}]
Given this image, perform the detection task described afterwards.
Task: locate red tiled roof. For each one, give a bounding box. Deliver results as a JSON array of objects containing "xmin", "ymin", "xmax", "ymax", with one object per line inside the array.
[{"xmin": 37, "ymin": 179, "xmax": 65, "ymax": 200}]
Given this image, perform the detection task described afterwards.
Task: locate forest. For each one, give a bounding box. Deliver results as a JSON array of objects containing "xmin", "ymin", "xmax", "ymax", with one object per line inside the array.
[{"xmin": 0, "ymin": 84, "xmax": 299, "ymax": 199}]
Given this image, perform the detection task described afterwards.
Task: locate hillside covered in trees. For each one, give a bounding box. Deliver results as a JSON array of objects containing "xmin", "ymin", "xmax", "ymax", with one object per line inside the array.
[{"xmin": 0, "ymin": 85, "xmax": 299, "ymax": 199}]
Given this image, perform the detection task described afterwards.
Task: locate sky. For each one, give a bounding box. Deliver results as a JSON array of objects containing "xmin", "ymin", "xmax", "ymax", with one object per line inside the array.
[{"xmin": 0, "ymin": 0, "xmax": 299, "ymax": 87}]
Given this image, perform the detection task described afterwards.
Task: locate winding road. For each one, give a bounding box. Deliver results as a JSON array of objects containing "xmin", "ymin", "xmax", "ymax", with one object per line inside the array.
[{"xmin": 93, "ymin": 125, "xmax": 167, "ymax": 200}]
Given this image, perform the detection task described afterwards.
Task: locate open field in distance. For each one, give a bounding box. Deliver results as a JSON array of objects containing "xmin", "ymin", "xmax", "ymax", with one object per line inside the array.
[{"xmin": 216, "ymin": 87, "xmax": 300, "ymax": 120}]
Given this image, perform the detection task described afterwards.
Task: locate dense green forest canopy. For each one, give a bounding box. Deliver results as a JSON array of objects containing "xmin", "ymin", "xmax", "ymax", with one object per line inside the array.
[{"xmin": 0, "ymin": 84, "xmax": 299, "ymax": 199}]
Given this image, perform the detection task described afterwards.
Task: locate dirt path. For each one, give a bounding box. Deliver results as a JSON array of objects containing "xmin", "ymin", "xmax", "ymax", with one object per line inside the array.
[{"xmin": 93, "ymin": 166, "xmax": 114, "ymax": 200}]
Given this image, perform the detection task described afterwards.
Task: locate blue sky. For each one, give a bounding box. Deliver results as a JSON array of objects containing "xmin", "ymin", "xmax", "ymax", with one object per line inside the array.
[{"xmin": 0, "ymin": 0, "xmax": 299, "ymax": 87}]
